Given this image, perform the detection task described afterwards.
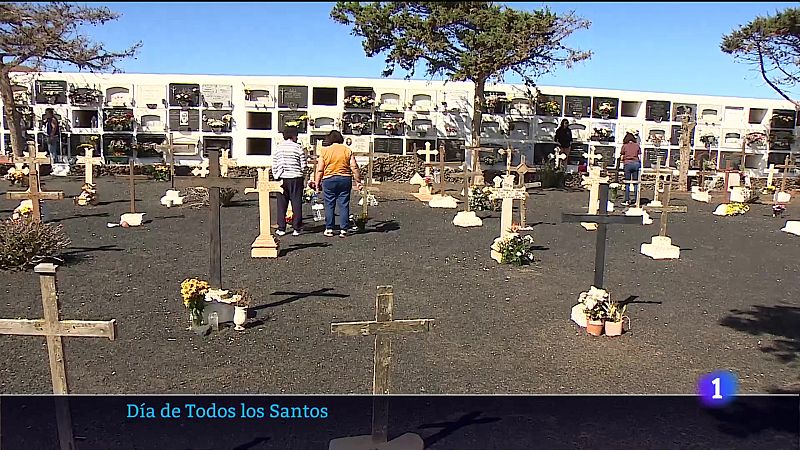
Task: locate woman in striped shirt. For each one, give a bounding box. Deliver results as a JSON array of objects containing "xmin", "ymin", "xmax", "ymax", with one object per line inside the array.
[{"xmin": 271, "ymin": 126, "xmax": 307, "ymax": 236}]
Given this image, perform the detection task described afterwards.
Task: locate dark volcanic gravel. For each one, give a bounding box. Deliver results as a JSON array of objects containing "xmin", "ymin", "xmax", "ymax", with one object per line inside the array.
[{"xmin": 1, "ymin": 175, "xmax": 799, "ymax": 394}]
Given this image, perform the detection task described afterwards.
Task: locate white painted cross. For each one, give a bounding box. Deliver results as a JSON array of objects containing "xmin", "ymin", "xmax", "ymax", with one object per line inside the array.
[
  {"xmin": 191, "ymin": 159, "xmax": 210, "ymax": 178},
  {"xmin": 495, "ymin": 175, "xmax": 528, "ymax": 239},
  {"xmin": 244, "ymin": 168, "xmax": 283, "ymax": 258},
  {"xmin": 76, "ymin": 146, "xmax": 102, "ymax": 185},
  {"xmin": 550, "ymin": 151, "xmax": 567, "ymax": 169},
  {"xmin": 219, "ymin": 149, "xmax": 237, "ymax": 178},
  {"xmin": 583, "ymin": 147, "xmax": 603, "ymax": 167},
  {"xmin": 581, "ymin": 166, "xmax": 610, "ymax": 230},
  {"xmin": 766, "ymin": 163, "xmax": 778, "ymax": 189},
  {"xmin": 416, "ymin": 142, "xmax": 438, "ymax": 177}
]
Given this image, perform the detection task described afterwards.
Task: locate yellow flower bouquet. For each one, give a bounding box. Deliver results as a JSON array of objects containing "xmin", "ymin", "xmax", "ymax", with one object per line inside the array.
[
  {"xmin": 724, "ymin": 202, "xmax": 749, "ymax": 216},
  {"xmin": 181, "ymin": 278, "xmax": 209, "ymax": 326}
]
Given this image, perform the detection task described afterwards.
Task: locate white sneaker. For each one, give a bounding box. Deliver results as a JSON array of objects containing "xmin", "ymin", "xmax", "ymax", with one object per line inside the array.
[
  {"xmin": 275, "ymin": 230, "xmax": 287, "ymax": 236},
  {"xmin": 292, "ymin": 230, "xmax": 300, "ymax": 236},
  {"xmin": 323, "ymin": 229, "xmax": 334, "ymax": 237}
]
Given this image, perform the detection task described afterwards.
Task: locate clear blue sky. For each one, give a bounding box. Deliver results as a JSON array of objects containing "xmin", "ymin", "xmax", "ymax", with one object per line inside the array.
[{"xmin": 85, "ymin": 2, "xmax": 796, "ymax": 100}]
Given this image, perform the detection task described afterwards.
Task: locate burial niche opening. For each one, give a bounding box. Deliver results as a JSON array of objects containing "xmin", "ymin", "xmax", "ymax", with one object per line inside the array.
[
  {"xmin": 72, "ymin": 110, "xmax": 98, "ymax": 129},
  {"xmin": 312, "ymin": 87, "xmax": 338, "ymax": 106},
  {"xmin": 620, "ymin": 101, "xmax": 641, "ymax": 118},
  {"xmin": 247, "ymin": 112, "xmax": 272, "ymax": 130},
  {"xmin": 246, "ymin": 138, "xmax": 271, "ymax": 156},
  {"xmin": 748, "ymin": 108, "xmax": 767, "ymax": 124}
]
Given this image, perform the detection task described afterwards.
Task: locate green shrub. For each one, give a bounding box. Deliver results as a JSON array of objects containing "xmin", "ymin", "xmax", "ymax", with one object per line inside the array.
[
  {"xmin": 0, "ymin": 218, "xmax": 71, "ymax": 271},
  {"xmin": 497, "ymin": 234, "xmax": 536, "ymax": 266}
]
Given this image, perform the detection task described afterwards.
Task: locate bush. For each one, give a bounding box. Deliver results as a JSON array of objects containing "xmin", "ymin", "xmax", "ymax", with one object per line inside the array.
[
  {"xmin": 0, "ymin": 218, "xmax": 71, "ymax": 271},
  {"xmin": 497, "ymin": 234, "xmax": 536, "ymax": 266},
  {"xmin": 538, "ymin": 165, "xmax": 566, "ymax": 188}
]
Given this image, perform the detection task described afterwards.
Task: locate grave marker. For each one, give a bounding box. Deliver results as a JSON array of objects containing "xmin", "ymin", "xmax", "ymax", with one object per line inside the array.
[
  {"xmin": 452, "ymin": 161, "xmax": 483, "ymax": 227},
  {"xmin": 6, "ymin": 150, "xmax": 63, "ymax": 223},
  {"xmin": 562, "ymin": 184, "xmax": 641, "ymax": 289},
  {"xmin": 244, "ymin": 168, "xmax": 283, "ymax": 258},
  {"xmin": 174, "ymin": 149, "xmax": 255, "ymax": 289},
  {"xmin": 416, "ymin": 142, "xmax": 438, "ymax": 178},
  {"xmin": 489, "ymin": 175, "xmax": 529, "ymax": 262},
  {"xmin": 423, "ymin": 143, "xmax": 463, "ymax": 198},
  {"xmin": 766, "ymin": 163, "xmax": 778, "ymax": 190},
  {"xmin": 75, "ymin": 146, "xmax": 102, "ymax": 185},
  {"xmin": 776, "ymin": 155, "xmax": 797, "ymax": 203},
  {"xmin": 513, "ymin": 155, "xmax": 534, "ymax": 229},
  {"xmin": 330, "ymin": 286, "xmax": 434, "ymax": 450},
  {"xmin": 583, "ymin": 147, "xmax": 603, "ymax": 167},
  {"xmin": 580, "ymin": 166, "xmax": 610, "ymax": 231},
  {"xmin": 498, "ymin": 146, "xmax": 517, "ymax": 176},
  {"xmin": 642, "ymin": 179, "xmax": 687, "ymax": 259},
  {"xmin": 0, "ymin": 263, "xmax": 116, "ymax": 450}
]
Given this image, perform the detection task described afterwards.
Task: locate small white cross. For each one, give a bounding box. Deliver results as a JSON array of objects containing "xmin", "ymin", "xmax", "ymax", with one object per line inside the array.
[
  {"xmin": 191, "ymin": 160, "xmax": 210, "ymax": 178},
  {"xmin": 583, "ymin": 148, "xmax": 603, "ymax": 166}
]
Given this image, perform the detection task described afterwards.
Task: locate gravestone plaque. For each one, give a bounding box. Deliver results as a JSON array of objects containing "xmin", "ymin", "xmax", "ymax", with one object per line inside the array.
[
  {"xmin": 3, "ymin": 108, "xmax": 34, "ymax": 130},
  {"xmin": 136, "ymin": 85, "xmax": 166, "ymax": 108},
  {"xmin": 168, "ymin": 109, "xmax": 200, "ymax": 131},
  {"xmin": 169, "ymin": 83, "xmax": 200, "ymax": 107},
  {"xmin": 646, "ymin": 100, "xmax": 671, "ymax": 122},
  {"xmin": 278, "ymin": 85, "xmax": 309, "ymax": 108},
  {"xmin": 771, "ymin": 109, "xmax": 796, "ymax": 129},
  {"xmin": 103, "ymin": 108, "xmax": 134, "ymax": 132},
  {"xmin": 376, "ymin": 111, "xmax": 405, "ymax": 136},
  {"xmin": 103, "ymin": 134, "xmax": 133, "ymax": 163},
  {"xmin": 533, "ymin": 142, "xmax": 558, "ymax": 164},
  {"xmin": 441, "ymin": 91, "xmax": 470, "ymax": 113},
  {"xmin": 768, "ymin": 151, "xmax": 790, "ymax": 166},
  {"xmin": 535, "ymin": 94, "xmax": 563, "ymax": 116},
  {"xmin": 343, "ymin": 112, "xmax": 373, "ymax": 135},
  {"xmin": 135, "ymin": 134, "xmax": 166, "ymax": 158},
  {"xmin": 670, "ymin": 124, "xmax": 695, "ymax": 146},
  {"xmin": 373, "ymin": 138, "xmax": 403, "ymax": 155},
  {"xmin": 69, "ymin": 135, "xmax": 101, "ymax": 158},
  {"xmin": 590, "ymin": 123, "xmax": 615, "ymax": 143},
  {"xmin": 440, "ymin": 139, "xmax": 466, "ymax": 162},
  {"xmin": 245, "ymin": 86, "xmax": 275, "ymax": 107},
  {"xmin": 313, "ymin": 87, "xmax": 338, "ymax": 106},
  {"xmin": 35, "ymin": 80, "xmax": 68, "ymax": 104},
  {"xmin": 567, "ymin": 143, "xmax": 588, "ymax": 165},
  {"xmin": 644, "ymin": 147, "xmax": 668, "ymax": 168},
  {"xmin": 667, "ymin": 149, "xmax": 680, "ymax": 168},
  {"xmin": 411, "ymin": 93, "xmax": 434, "ymax": 112},
  {"xmin": 723, "ymin": 131, "xmax": 741, "ymax": 145},
  {"xmin": 508, "ymin": 120, "xmax": 530, "ymax": 139},
  {"xmin": 407, "ymin": 140, "xmax": 437, "ymax": 158},
  {"xmin": 201, "ymin": 84, "xmax": 233, "ymax": 108},
  {"xmin": 278, "ymin": 110, "xmax": 308, "ymax": 133},
  {"xmin": 202, "ymin": 110, "xmax": 233, "ymax": 132},
  {"xmin": 312, "ymin": 116, "xmax": 335, "ymax": 130},
  {"xmin": 769, "ymin": 130, "xmax": 794, "ymax": 151},
  {"xmin": 594, "ymin": 145, "xmax": 616, "ymax": 167},
  {"xmin": 377, "ymin": 92, "xmax": 402, "ymax": 110},
  {"xmin": 672, "ymin": 103, "xmax": 697, "ymax": 120},
  {"xmin": 592, "ymin": 97, "xmax": 619, "ymax": 119},
  {"xmin": 565, "ymin": 95, "xmax": 591, "ymax": 118},
  {"xmin": 105, "ymin": 86, "xmax": 132, "ymax": 107}
]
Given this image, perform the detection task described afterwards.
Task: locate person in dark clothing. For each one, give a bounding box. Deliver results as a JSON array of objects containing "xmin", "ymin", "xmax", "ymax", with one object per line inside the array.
[
  {"xmin": 620, "ymin": 132, "xmax": 642, "ymax": 205},
  {"xmin": 554, "ymin": 119, "xmax": 572, "ymax": 166},
  {"xmin": 43, "ymin": 108, "xmax": 60, "ymax": 162},
  {"xmin": 271, "ymin": 126, "xmax": 306, "ymax": 236}
]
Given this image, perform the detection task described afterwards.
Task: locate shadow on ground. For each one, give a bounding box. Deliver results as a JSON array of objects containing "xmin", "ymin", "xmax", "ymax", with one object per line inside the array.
[{"xmin": 720, "ymin": 305, "xmax": 800, "ymax": 363}]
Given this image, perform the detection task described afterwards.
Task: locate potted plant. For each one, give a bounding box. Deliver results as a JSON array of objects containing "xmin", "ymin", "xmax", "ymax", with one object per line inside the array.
[
  {"xmin": 538, "ymin": 100, "xmax": 561, "ymax": 117},
  {"xmin": 382, "ymin": 118, "xmax": 405, "ymax": 136},
  {"xmin": 344, "ymin": 95, "xmax": 375, "ymax": 109},
  {"xmin": 232, "ymin": 289, "xmax": 252, "ymax": 331},
  {"xmin": 181, "ymin": 278, "xmax": 210, "ymax": 328},
  {"xmin": 106, "ymin": 139, "xmax": 131, "ymax": 163},
  {"xmin": 603, "ymin": 301, "xmax": 628, "ymax": 336},
  {"xmin": 699, "ymin": 134, "xmax": 717, "ymax": 148},
  {"xmin": 496, "ymin": 234, "xmax": 536, "ymax": 266},
  {"xmin": 174, "ymin": 87, "xmax": 198, "ymax": 107},
  {"xmin": 573, "ymin": 286, "xmax": 610, "ymax": 336}
]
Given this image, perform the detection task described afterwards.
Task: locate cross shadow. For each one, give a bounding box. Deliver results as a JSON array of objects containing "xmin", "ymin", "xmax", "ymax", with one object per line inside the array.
[
  {"xmin": 720, "ymin": 305, "xmax": 800, "ymax": 363},
  {"xmin": 361, "ymin": 220, "xmax": 400, "ymax": 234},
  {"xmin": 61, "ymin": 245, "xmax": 124, "ymax": 266},
  {"xmin": 254, "ymin": 288, "xmax": 350, "ymax": 310},
  {"xmin": 618, "ymin": 295, "xmax": 663, "ymax": 306},
  {"xmin": 48, "ymin": 212, "xmax": 109, "ymax": 223},
  {"xmin": 95, "ymin": 199, "xmax": 131, "ymax": 206},
  {"xmin": 418, "ymin": 411, "xmax": 502, "ymax": 448},
  {"xmin": 222, "ymin": 202, "xmax": 254, "ymax": 208},
  {"xmin": 154, "ymin": 214, "xmax": 186, "ymax": 220},
  {"xmin": 528, "ymin": 221, "xmax": 556, "ymax": 228},
  {"xmin": 531, "ymin": 245, "xmax": 550, "ymax": 251},
  {"xmin": 279, "ymin": 242, "xmax": 330, "ymax": 256}
]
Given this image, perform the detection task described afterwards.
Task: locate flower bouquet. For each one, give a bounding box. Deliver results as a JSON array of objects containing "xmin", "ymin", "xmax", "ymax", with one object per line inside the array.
[
  {"xmin": 344, "ymin": 95, "xmax": 375, "ymax": 109},
  {"xmin": 647, "ymin": 134, "xmax": 667, "ymax": 147},
  {"xmin": 349, "ymin": 121, "xmax": 371, "ymax": 135},
  {"xmin": 74, "ymin": 183, "xmax": 97, "ymax": 206},
  {"xmin": 469, "ymin": 186, "xmax": 500, "ymax": 211},
  {"xmin": 302, "ymin": 186, "xmax": 316, "ymax": 203},
  {"xmin": 538, "ymin": 100, "xmax": 561, "ymax": 116},
  {"xmin": 285, "ymin": 114, "xmax": 309, "ymax": 129},
  {"xmin": 745, "ymin": 132, "xmax": 766, "ymax": 147},
  {"xmin": 4, "ymin": 167, "xmax": 28, "ymax": 186},
  {"xmin": 181, "ymin": 278, "xmax": 210, "ymax": 327},
  {"xmin": 597, "ymin": 102, "xmax": 615, "ymax": 118},
  {"xmin": 591, "ymin": 128, "xmax": 613, "ymax": 142},
  {"xmin": 723, "ymin": 202, "xmax": 749, "ymax": 216},
  {"xmin": 206, "ymin": 114, "xmax": 233, "ymax": 130},
  {"xmin": 761, "ymin": 185, "xmax": 776, "ymax": 195},
  {"xmin": 104, "ymin": 113, "xmax": 134, "ymax": 131},
  {"xmin": 174, "ymin": 88, "xmax": 198, "ymax": 106},
  {"xmin": 152, "ymin": 164, "xmax": 170, "ymax": 182},
  {"xmin": 496, "ymin": 234, "xmax": 536, "ymax": 266},
  {"xmin": 382, "ymin": 118, "xmax": 405, "ymax": 135},
  {"xmin": 445, "ymin": 125, "xmax": 459, "ymax": 136},
  {"xmin": 773, "ymin": 204, "xmax": 786, "ymax": 217},
  {"xmin": 571, "ymin": 286, "xmax": 611, "ymax": 335},
  {"xmin": 699, "ymin": 134, "xmax": 718, "ymax": 148},
  {"xmin": 69, "ymin": 88, "xmax": 102, "ymax": 105},
  {"xmin": 11, "ymin": 200, "xmax": 33, "ymax": 220}
]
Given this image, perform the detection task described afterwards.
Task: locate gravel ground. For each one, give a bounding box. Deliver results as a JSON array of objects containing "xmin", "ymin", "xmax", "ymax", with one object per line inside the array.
[{"xmin": 1, "ymin": 175, "xmax": 799, "ymax": 395}]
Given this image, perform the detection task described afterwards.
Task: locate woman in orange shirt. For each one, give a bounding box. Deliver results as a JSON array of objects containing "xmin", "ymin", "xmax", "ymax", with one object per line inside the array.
[{"xmin": 314, "ymin": 130, "xmax": 363, "ymax": 237}]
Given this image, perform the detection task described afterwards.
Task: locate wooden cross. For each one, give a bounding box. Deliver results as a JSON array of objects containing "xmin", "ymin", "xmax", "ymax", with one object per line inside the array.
[
  {"xmin": 6, "ymin": 150, "xmax": 63, "ymax": 223},
  {"xmin": 353, "ymin": 140, "xmax": 379, "ymax": 219},
  {"xmin": 498, "ymin": 146, "xmax": 516, "ymax": 175},
  {"xmin": 331, "ymin": 286, "xmax": 435, "ymax": 445},
  {"xmin": 424, "ymin": 144, "xmax": 463, "ymax": 196},
  {"xmin": 562, "ymin": 183, "xmax": 641, "ymax": 289},
  {"xmin": 0, "ymin": 263, "xmax": 116, "ymax": 450},
  {"xmin": 75, "ymin": 146, "xmax": 102, "ymax": 185},
  {"xmin": 174, "ymin": 148, "xmax": 255, "ymax": 289},
  {"xmin": 416, "ymin": 142, "xmax": 438, "ymax": 177},
  {"xmin": 460, "ymin": 161, "xmax": 473, "ymax": 212},
  {"xmin": 494, "ymin": 175, "xmax": 528, "ymax": 239},
  {"xmin": 125, "ymin": 160, "xmax": 149, "ymax": 214},
  {"xmin": 643, "ymin": 178, "xmax": 687, "ymax": 238},
  {"xmin": 243, "ymin": 168, "xmax": 283, "ymax": 258},
  {"xmin": 513, "ymin": 155, "xmax": 533, "ymax": 228},
  {"xmin": 156, "ymin": 136, "xmax": 176, "ymax": 190},
  {"xmin": 765, "ymin": 163, "xmax": 778, "ymax": 189},
  {"xmin": 777, "ymin": 155, "xmax": 797, "ymax": 194}
]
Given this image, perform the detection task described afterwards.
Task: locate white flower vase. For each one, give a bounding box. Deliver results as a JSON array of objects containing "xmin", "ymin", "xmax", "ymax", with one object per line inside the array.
[{"xmin": 233, "ymin": 306, "xmax": 247, "ymax": 331}]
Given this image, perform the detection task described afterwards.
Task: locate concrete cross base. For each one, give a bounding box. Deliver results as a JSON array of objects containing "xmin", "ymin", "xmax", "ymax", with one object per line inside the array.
[
  {"xmin": 781, "ymin": 221, "xmax": 800, "ymax": 236},
  {"xmin": 51, "ymin": 163, "xmax": 70, "ymax": 177},
  {"xmin": 408, "ymin": 173, "xmax": 424, "ymax": 185},
  {"xmin": 581, "ymin": 222, "xmax": 598, "ymax": 231},
  {"xmin": 329, "ymin": 433, "xmax": 424, "ymax": 450},
  {"xmin": 775, "ymin": 191, "xmax": 792, "ymax": 203},
  {"xmin": 646, "ymin": 200, "xmax": 663, "ymax": 208},
  {"xmin": 712, "ymin": 204, "xmax": 728, "ymax": 216},
  {"xmin": 490, "ymin": 233, "xmax": 518, "ymax": 263},
  {"xmin": 120, "ymin": 213, "xmax": 145, "ymax": 227},
  {"xmin": 642, "ymin": 211, "xmax": 654, "ymax": 225},
  {"xmin": 251, "ymin": 235, "xmax": 279, "ymax": 258},
  {"xmin": 161, "ymin": 189, "xmax": 184, "ymax": 207},
  {"xmin": 641, "ymin": 236, "xmax": 680, "ymax": 260},
  {"xmin": 428, "ymin": 194, "xmax": 459, "ymax": 208},
  {"xmin": 691, "ymin": 191, "xmax": 710, "ymax": 203},
  {"xmin": 453, "ymin": 210, "xmax": 483, "ymax": 227},
  {"xmin": 625, "ymin": 207, "xmax": 645, "ymax": 216}
]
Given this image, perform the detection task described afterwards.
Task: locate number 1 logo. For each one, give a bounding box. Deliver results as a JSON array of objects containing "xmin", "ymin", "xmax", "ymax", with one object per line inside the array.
[{"xmin": 698, "ymin": 371, "xmax": 738, "ymax": 407}]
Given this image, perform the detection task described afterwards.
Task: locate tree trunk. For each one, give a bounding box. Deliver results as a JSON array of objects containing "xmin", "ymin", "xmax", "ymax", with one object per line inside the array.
[
  {"xmin": 0, "ymin": 67, "xmax": 30, "ymax": 157},
  {"xmin": 471, "ymin": 77, "xmax": 486, "ymax": 175},
  {"xmin": 677, "ymin": 115, "xmax": 696, "ymax": 192}
]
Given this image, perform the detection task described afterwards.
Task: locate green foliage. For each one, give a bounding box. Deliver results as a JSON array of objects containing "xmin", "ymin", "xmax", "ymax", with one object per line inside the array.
[
  {"xmin": 498, "ymin": 234, "xmax": 536, "ymax": 266},
  {"xmin": 538, "ymin": 163, "xmax": 566, "ymax": 188},
  {"xmin": 469, "ymin": 186, "xmax": 499, "ymax": 211},
  {"xmin": 721, "ymin": 8, "xmax": 800, "ymax": 106},
  {"xmin": 220, "ymin": 188, "xmax": 237, "ymax": 206},
  {"xmin": 0, "ymin": 218, "xmax": 71, "ymax": 271}
]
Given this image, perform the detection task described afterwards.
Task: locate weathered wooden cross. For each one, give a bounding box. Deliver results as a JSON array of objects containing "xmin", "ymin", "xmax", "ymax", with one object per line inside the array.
[
  {"xmin": 460, "ymin": 161, "xmax": 473, "ymax": 211},
  {"xmin": 75, "ymin": 146, "xmax": 102, "ymax": 185},
  {"xmin": 562, "ymin": 183, "xmax": 641, "ymax": 289},
  {"xmin": 424, "ymin": 144, "xmax": 463, "ymax": 196},
  {"xmin": 126, "ymin": 160, "xmax": 149, "ymax": 214},
  {"xmin": 0, "ymin": 263, "xmax": 116, "ymax": 450},
  {"xmin": 330, "ymin": 286, "xmax": 435, "ymax": 447},
  {"xmin": 777, "ymin": 155, "xmax": 797, "ymax": 194},
  {"xmin": 498, "ymin": 145, "xmax": 517, "ymax": 176},
  {"xmin": 643, "ymin": 177, "xmax": 687, "ymax": 238},
  {"xmin": 244, "ymin": 168, "xmax": 283, "ymax": 258},
  {"xmin": 174, "ymin": 148, "xmax": 255, "ymax": 289},
  {"xmin": 6, "ymin": 151, "xmax": 64, "ymax": 223},
  {"xmin": 765, "ymin": 163, "xmax": 778, "ymax": 190},
  {"xmin": 353, "ymin": 141, "xmax": 379, "ymax": 218},
  {"xmin": 513, "ymin": 155, "xmax": 533, "ymax": 228},
  {"xmin": 416, "ymin": 142, "xmax": 438, "ymax": 178}
]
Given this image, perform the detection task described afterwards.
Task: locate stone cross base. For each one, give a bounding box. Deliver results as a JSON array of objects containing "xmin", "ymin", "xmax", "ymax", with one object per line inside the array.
[
  {"xmin": 428, "ymin": 194, "xmax": 459, "ymax": 208},
  {"xmin": 645, "ymin": 200, "xmax": 663, "ymax": 208},
  {"xmin": 641, "ymin": 235, "xmax": 680, "ymax": 260},
  {"xmin": 691, "ymin": 188, "xmax": 710, "ymax": 203},
  {"xmin": 251, "ymin": 235, "xmax": 279, "ymax": 258},
  {"xmin": 120, "ymin": 213, "xmax": 145, "ymax": 227},
  {"xmin": 329, "ymin": 433, "xmax": 424, "ymax": 450},
  {"xmin": 453, "ymin": 210, "xmax": 483, "ymax": 227},
  {"xmin": 411, "ymin": 186, "xmax": 433, "ymax": 202},
  {"xmin": 775, "ymin": 191, "xmax": 792, "ymax": 203},
  {"xmin": 490, "ymin": 233, "xmax": 518, "ymax": 263},
  {"xmin": 161, "ymin": 190, "xmax": 184, "ymax": 207},
  {"xmin": 782, "ymin": 221, "xmax": 800, "ymax": 236}
]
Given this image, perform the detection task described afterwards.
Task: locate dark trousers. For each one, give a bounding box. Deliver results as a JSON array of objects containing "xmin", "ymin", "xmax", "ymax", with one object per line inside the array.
[
  {"xmin": 276, "ymin": 177, "xmax": 304, "ymax": 231},
  {"xmin": 623, "ymin": 161, "xmax": 641, "ymax": 203},
  {"xmin": 322, "ymin": 175, "xmax": 352, "ymax": 230}
]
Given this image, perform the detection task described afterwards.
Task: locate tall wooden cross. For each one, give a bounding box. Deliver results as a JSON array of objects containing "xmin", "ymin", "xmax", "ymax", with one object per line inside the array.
[
  {"xmin": 460, "ymin": 161, "xmax": 473, "ymax": 212},
  {"xmin": 562, "ymin": 183, "xmax": 641, "ymax": 289},
  {"xmin": 765, "ymin": 163, "xmax": 779, "ymax": 189},
  {"xmin": 6, "ymin": 151, "xmax": 64, "ymax": 223},
  {"xmin": 0, "ymin": 263, "xmax": 116, "ymax": 450},
  {"xmin": 424, "ymin": 144, "xmax": 463, "ymax": 196},
  {"xmin": 513, "ymin": 155, "xmax": 533, "ymax": 228},
  {"xmin": 244, "ymin": 168, "xmax": 283, "ymax": 258},
  {"xmin": 498, "ymin": 146, "xmax": 516, "ymax": 175},
  {"xmin": 353, "ymin": 141, "xmax": 378, "ymax": 218},
  {"xmin": 416, "ymin": 142, "xmax": 438, "ymax": 177},
  {"xmin": 643, "ymin": 177, "xmax": 687, "ymax": 238},
  {"xmin": 174, "ymin": 148, "xmax": 255, "ymax": 289},
  {"xmin": 159, "ymin": 134, "xmax": 176, "ymax": 190},
  {"xmin": 331, "ymin": 286, "xmax": 435, "ymax": 446},
  {"xmin": 75, "ymin": 146, "xmax": 102, "ymax": 185},
  {"xmin": 126, "ymin": 160, "xmax": 147, "ymax": 214},
  {"xmin": 777, "ymin": 155, "xmax": 797, "ymax": 194}
]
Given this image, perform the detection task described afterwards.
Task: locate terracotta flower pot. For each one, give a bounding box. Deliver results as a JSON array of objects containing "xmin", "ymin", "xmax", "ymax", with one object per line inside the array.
[
  {"xmin": 586, "ymin": 319, "xmax": 604, "ymax": 336},
  {"xmin": 605, "ymin": 317, "xmax": 629, "ymax": 337}
]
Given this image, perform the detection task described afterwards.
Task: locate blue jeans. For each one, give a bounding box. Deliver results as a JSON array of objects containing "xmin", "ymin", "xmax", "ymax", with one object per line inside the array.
[
  {"xmin": 322, "ymin": 175, "xmax": 352, "ymax": 230},
  {"xmin": 47, "ymin": 138, "xmax": 60, "ymax": 162},
  {"xmin": 623, "ymin": 161, "xmax": 641, "ymax": 203}
]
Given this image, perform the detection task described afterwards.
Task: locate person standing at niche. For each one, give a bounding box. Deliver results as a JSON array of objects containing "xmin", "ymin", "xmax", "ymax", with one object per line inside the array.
[
  {"xmin": 554, "ymin": 118, "xmax": 572, "ymax": 167},
  {"xmin": 314, "ymin": 130, "xmax": 363, "ymax": 237},
  {"xmin": 272, "ymin": 125, "xmax": 306, "ymax": 236}
]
